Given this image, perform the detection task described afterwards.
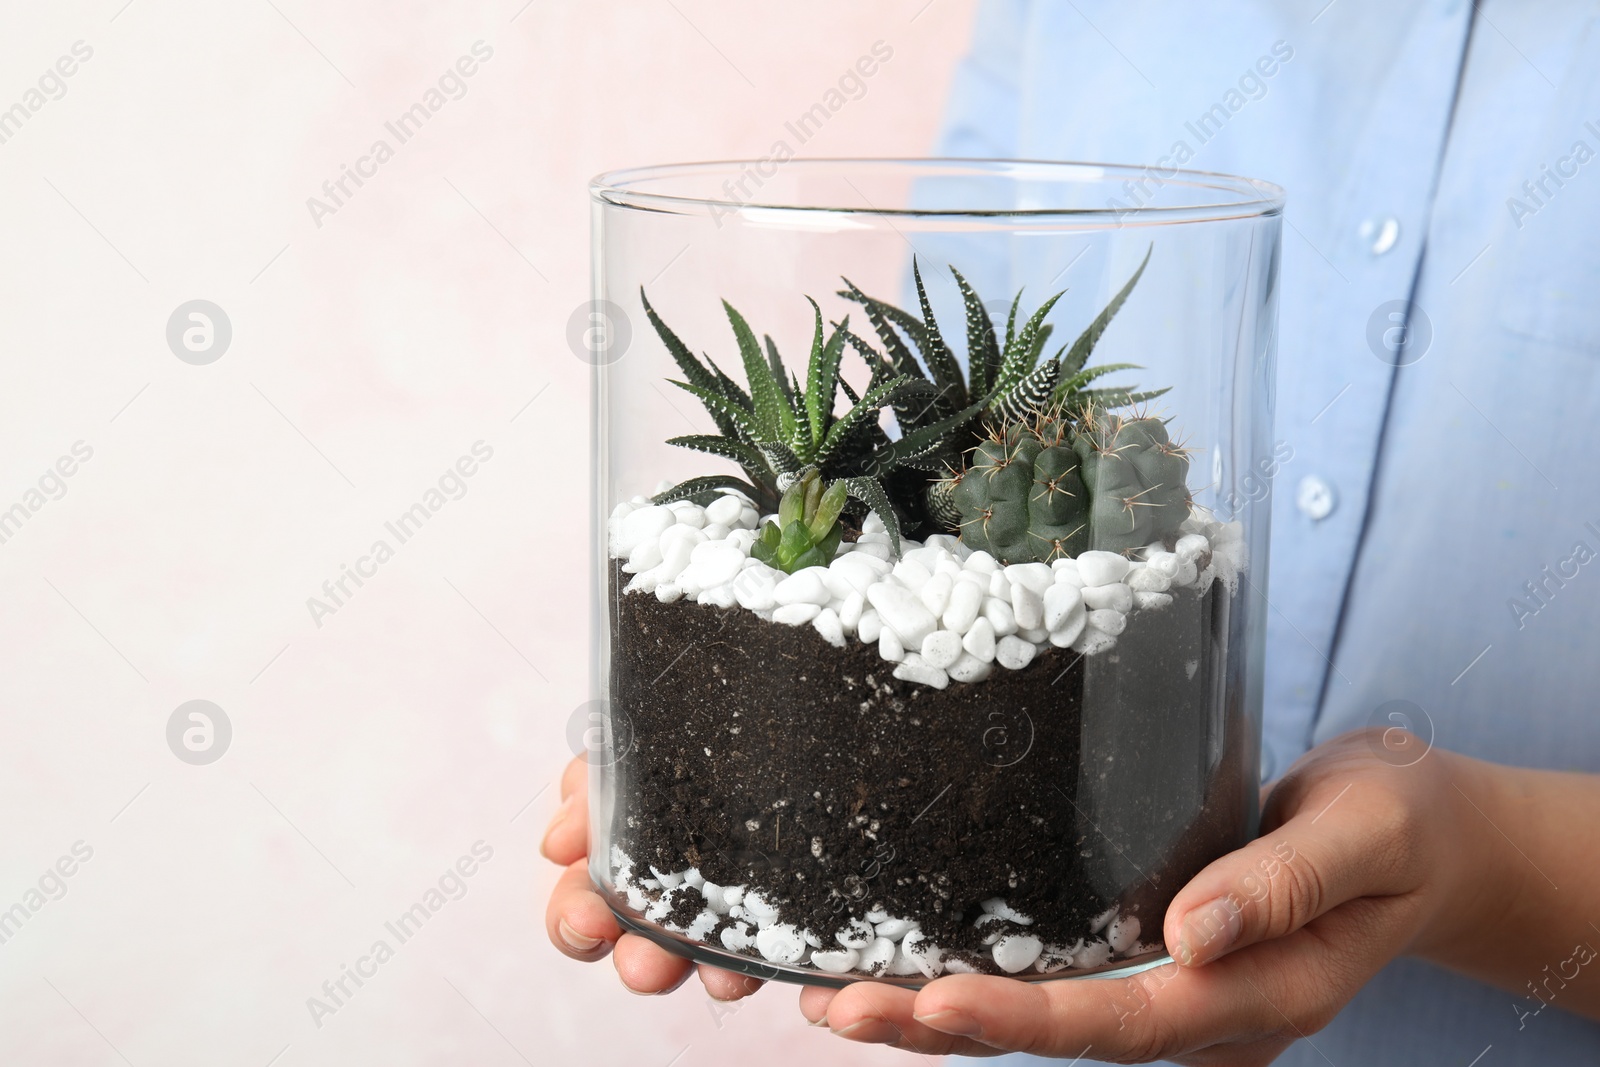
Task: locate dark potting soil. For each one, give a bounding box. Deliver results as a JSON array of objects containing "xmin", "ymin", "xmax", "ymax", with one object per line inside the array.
[{"xmin": 607, "ymin": 560, "xmax": 1253, "ymax": 974}]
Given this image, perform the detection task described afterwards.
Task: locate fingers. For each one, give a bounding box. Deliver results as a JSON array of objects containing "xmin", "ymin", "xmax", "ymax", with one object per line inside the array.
[
  {"xmin": 545, "ymin": 860, "xmax": 620, "ymax": 961},
  {"xmin": 1165, "ymin": 779, "xmax": 1416, "ymax": 967},
  {"xmin": 613, "ymin": 932, "xmax": 694, "ymax": 995},
  {"xmin": 541, "ymin": 759, "xmax": 589, "ymax": 865},
  {"xmin": 698, "ymin": 965, "xmax": 764, "ymax": 1002},
  {"xmin": 819, "ymin": 980, "xmax": 1004, "ymax": 1056}
]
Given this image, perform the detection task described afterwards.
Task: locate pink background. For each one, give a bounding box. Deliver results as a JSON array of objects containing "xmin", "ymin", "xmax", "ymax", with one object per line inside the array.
[{"xmin": 0, "ymin": 1, "xmax": 975, "ymax": 1064}]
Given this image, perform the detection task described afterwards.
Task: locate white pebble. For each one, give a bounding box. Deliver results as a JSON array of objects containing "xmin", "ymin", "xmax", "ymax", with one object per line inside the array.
[
  {"xmin": 624, "ymin": 538, "xmax": 663, "ymax": 574},
  {"xmin": 992, "ymin": 933, "xmax": 1043, "ymax": 973},
  {"xmin": 853, "ymin": 541, "xmax": 892, "ymax": 561},
  {"xmin": 836, "ymin": 918, "xmax": 874, "ymax": 949},
  {"xmin": 773, "ymin": 603, "xmax": 821, "ymax": 626},
  {"xmin": 685, "ymin": 908, "xmax": 718, "ymax": 940},
  {"xmin": 813, "ymin": 608, "xmax": 846, "ymax": 647},
  {"xmin": 650, "ymin": 866, "xmax": 685, "ymax": 888},
  {"xmin": 702, "ymin": 883, "xmax": 729, "ymax": 914},
  {"xmin": 893, "ymin": 654, "xmax": 949, "ymax": 689},
  {"xmin": 1176, "ymin": 560, "xmax": 1199, "ymax": 586},
  {"xmin": 1017, "ymin": 625, "xmax": 1049, "ymax": 643},
  {"xmin": 1108, "ymin": 915, "xmax": 1141, "ymax": 953},
  {"xmin": 831, "ymin": 554, "xmax": 890, "ymax": 595},
  {"xmin": 654, "ymin": 582, "xmax": 684, "ymax": 604},
  {"xmin": 671, "ymin": 504, "xmax": 707, "ymax": 529},
  {"xmin": 1146, "ymin": 551, "xmax": 1181, "ymax": 579},
  {"xmin": 858, "ymin": 609, "xmax": 883, "ymax": 644},
  {"xmin": 1076, "ymin": 550, "xmax": 1131, "ymax": 587},
  {"xmin": 724, "ymin": 886, "xmax": 744, "ymax": 907},
  {"xmin": 902, "ymin": 928, "xmax": 943, "ymax": 978},
  {"xmin": 943, "ymin": 957, "xmax": 982, "ymax": 973},
  {"xmin": 886, "ymin": 943, "xmax": 923, "ymax": 975},
  {"xmin": 920, "ymin": 630, "xmax": 962, "ymax": 669},
  {"xmin": 1127, "ymin": 565, "xmax": 1172, "ymax": 593},
  {"xmin": 681, "ymin": 541, "xmax": 744, "ymax": 588},
  {"xmin": 1076, "ymin": 939, "xmax": 1113, "ymax": 968},
  {"xmin": 1010, "ymin": 582, "xmax": 1044, "ymax": 629},
  {"xmin": 1051, "ymin": 557, "xmax": 1082, "ymax": 583},
  {"xmin": 1135, "ymin": 592, "xmax": 1173, "ymax": 611},
  {"xmin": 1082, "ymin": 583, "xmax": 1133, "ymax": 612},
  {"xmin": 1087, "ymin": 609, "xmax": 1127, "ymax": 636},
  {"xmin": 743, "ymin": 892, "xmax": 780, "ymax": 926},
  {"xmin": 1042, "ymin": 583, "xmax": 1084, "ymax": 631},
  {"xmin": 1175, "ymin": 533, "xmax": 1209, "ymax": 562},
  {"xmin": 1072, "ymin": 628, "xmax": 1119, "ymax": 655},
  {"xmin": 996, "ymin": 635, "xmax": 1036, "ymax": 670},
  {"xmin": 1005, "ymin": 562, "xmax": 1054, "ymax": 594},
  {"xmin": 1048, "ymin": 606, "xmax": 1088, "ymax": 647},
  {"xmin": 838, "ymin": 591, "xmax": 865, "ymax": 632},
  {"xmin": 982, "ymin": 596, "xmax": 1018, "ymax": 636},
  {"xmin": 865, "ymin": 905, "xmax": 889, "ymax": 924},
  {"xmin": 1090, "ymin": 906, "xmax": 1118, "ymax": 933},
  {"xmin": 614, "ymin": 505, "xmax": 673, "ymax": 555},
  {"xmin": 862, "ymin": 511, "xmax": 887, "ymax": 534},
  {"xmin": 964, "ymin": 549, "xmax": 999, "ymax": 574},
  {"xmin": 704, "ymin": 494, "xmax": 745, "ymax": 527},
  {"xmin": 942, "ymin": 578, "xmax": 984, "ymax": 633},
  {"xmin": 755, "ymin": 923, "xmax": 807, "ymax": 964},
  {"xmin": 892, "ymin": 557, "xmax": 932, "ymax": 591},
  {"xmin": 962, "ymin": 617, "xmax": 996, "ymax": 661},
  {"xmin": 857, "ymin": 936, "xmax": 897, "ymax": 975},
  {"xmin": 919, "ymin": 572, "xmax": 954, "ymax": 617},
  {"xmin": 696, "ymin": 584, "xmax": 737, "ymax": 609},
  {"xmin": 732, "ymin": 567, "xmax": 779, "ymax": 611},
  {"xmin": 873, "ymin": 916, "xmax": 917, "ymax": 940},
  {"xmin": 878, "ymin": 628, "xmax": 905, "ymax": 662},
  {"xmin": 774, "ymin": 568, "xmax": 830, "ymax": 607},
  {"xmin": 980, "ymin": 899, "xmax": 1034, "ymax": 924},
  {"xmin": 987, "ymin": 570, "xmax": 1008, "ymax": 598},
  {"xmin": 720, "ymin": 921, "xmax": 757, "ymax": 952},
  {"xmin": 810, "ymin": 947, "xmax": 860, "ymax": 973},
  {"xmin": 947, "ymin": 652, "xmax": 993, "ymax": 683},
  {"xmin": 868, "ymin": 584, "xmax": 939, "ymax": 648},
  {"xmin": 702, "ymin": 523, "xmax": 730, "ymax": 542}
]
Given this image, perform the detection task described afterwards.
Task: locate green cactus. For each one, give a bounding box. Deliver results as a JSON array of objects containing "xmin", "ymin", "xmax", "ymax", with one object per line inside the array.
[
  {"xmin": 1072, "ymin": 405, "xmax": 1193, "ymax": 553},
  {"xmin": 751, "ymin": 470, "xmax": 848, "ymax": 574},
  {"xmin": 945, "ymin": 412, "xmax": 1090, "ymax": 564}
]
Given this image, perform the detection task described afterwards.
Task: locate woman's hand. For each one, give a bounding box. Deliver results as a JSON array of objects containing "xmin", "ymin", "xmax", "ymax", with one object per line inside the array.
[
  {"xmin": 798, "ymin": 729, "xmax": 1496, "ymax": 1064},
  {"xmin": 541, "ymin": 756, "xmax": 765, "ymax": 1002}
]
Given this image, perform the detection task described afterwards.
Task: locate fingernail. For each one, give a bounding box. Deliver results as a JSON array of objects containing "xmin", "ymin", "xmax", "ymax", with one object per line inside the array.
[
  {"xmin": 914, "ymin": 1008, "xmax": 981, "ymax": 1037},
  {"xmin": 1178, "ymin": 895, "xmax": 1242, "ymax": 966},
  {"xmin": 557, "ymin": 918, "xmax": 602, "ymax": 953},
  {"xmin": 833, "ymin": 1018, "xmax": 901, "ymax": 1043}
]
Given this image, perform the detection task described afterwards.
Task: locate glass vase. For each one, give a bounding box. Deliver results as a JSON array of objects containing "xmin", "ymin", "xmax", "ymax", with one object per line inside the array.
[{"xmin": 586, "ymin": 159, "xmax": 1282, "ymax": 986}]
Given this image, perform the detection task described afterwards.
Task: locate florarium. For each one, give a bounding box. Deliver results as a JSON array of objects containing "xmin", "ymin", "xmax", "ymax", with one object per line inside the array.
[{"xmin": 588, "ymin": 160, "xmax": 1282, "ymax": 985}]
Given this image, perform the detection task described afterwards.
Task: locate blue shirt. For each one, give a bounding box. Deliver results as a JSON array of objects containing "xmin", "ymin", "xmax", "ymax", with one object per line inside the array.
[{"xmin": 937, "ymin": 1, "xmax": 1600, "ymax": 1063}]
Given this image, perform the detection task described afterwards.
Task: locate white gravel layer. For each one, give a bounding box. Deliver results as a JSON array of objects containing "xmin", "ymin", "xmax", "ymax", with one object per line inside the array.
[
  {"xmin": 609, "ymin": 487, "xmax": 1247, "ymax": 688},
  {"xmin": 611, "ymin": 846, "xmax": 1157, "ymax": 979}
]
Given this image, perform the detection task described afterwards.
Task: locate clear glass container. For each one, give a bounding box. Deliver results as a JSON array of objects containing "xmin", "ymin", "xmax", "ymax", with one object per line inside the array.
[{"xmin": 587, "ymin": 159, "xmax": 1282, "ymax": 986}]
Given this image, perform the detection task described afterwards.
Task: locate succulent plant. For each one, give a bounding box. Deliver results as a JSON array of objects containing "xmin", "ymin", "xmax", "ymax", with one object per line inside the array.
[
  {"xmin": 642, "ymin": 291, "xmax": 980, "ymax": 549},
  {"xmin": 945, "ymin": 411, "xmax": 1090, "ymax": 564},
  {"xmin": 1072, "ymin": 405, "xmax": 1193, "ymax": 554},
  {"xmin": 750, "ymin": 470, "xmax": 847, "ymax": 573},
  {"xmin": 835, "ymin": 249, "xmax": 1165, "ymax": 529}
]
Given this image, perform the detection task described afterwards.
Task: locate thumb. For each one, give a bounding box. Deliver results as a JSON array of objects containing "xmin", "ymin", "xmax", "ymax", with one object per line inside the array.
[{"xmin": 1163, "ymin": 799, "xmax": 1392, "ymax": 967}]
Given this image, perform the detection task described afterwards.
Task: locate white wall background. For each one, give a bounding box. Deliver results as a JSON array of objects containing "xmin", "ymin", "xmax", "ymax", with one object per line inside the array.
[{"xmin": 0, "ymin": 2, "xmax": 975, "ymax": 1064}]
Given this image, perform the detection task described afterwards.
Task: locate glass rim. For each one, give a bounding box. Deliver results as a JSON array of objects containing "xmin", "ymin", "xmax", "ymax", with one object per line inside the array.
[{"xmin": 590, "ymin": 157, "xmax": 1286, "ymax": 224}]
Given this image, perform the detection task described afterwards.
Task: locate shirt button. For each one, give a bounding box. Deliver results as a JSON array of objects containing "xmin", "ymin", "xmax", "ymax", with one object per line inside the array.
[
  {"xmin": 1296, "ymin": 475, "xmax": 1337, "ymax": 520},
  {"xmin": 1358, "ymin": 216, "xmax": 1401, "ymax": 255}
]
